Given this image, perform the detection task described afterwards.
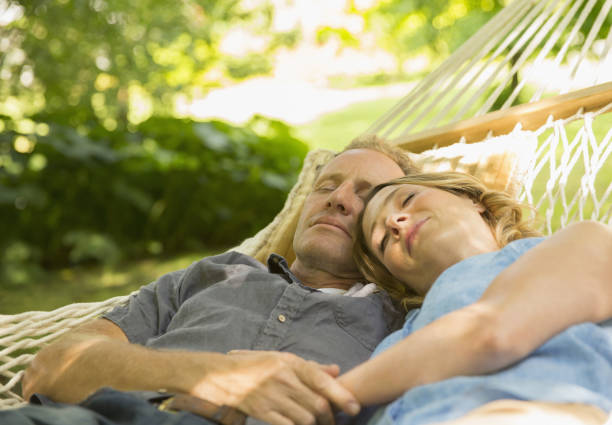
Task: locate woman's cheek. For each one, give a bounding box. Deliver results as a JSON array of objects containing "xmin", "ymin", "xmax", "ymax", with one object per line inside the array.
[{"xmin": 386, "ymin": 250, "xmax": 407, "ymax": 280}]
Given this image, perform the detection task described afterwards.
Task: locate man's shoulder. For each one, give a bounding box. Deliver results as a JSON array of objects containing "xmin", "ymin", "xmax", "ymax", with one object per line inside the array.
[{"xmin": 190, "ymin": 250, "xmax": 267, "ymax": 271}]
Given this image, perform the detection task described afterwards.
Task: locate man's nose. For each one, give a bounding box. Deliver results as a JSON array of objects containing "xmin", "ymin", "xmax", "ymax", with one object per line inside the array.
[{"xmin": 326, "ymin": 182, "xmax": 357, "ymax": 214}]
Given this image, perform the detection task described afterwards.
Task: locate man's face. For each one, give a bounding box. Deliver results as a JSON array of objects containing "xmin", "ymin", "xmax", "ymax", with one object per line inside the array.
[{"xmin": 293, "ymin": 149, "xmax": 405, "ymax": 277}]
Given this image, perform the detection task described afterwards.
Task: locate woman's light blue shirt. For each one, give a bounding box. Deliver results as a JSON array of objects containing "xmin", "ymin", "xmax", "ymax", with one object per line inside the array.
[{"xmin": 368, "ymin": 237, "xmax": 612, "ymax": 425}]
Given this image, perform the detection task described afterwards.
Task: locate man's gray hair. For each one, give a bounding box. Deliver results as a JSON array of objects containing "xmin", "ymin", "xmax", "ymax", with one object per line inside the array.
[{"xmin": 341, "ymin": 134, "xmax": 418, "ymax": 175}]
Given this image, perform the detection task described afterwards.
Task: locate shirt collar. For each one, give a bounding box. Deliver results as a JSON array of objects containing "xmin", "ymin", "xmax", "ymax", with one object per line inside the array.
[
  {"xmin": 266, "ymin": 254, "xmax": 379, "ymax": 297},
  {"xmin": 267, "ymin": 253, "xmax": 300, "ymax": 284}
]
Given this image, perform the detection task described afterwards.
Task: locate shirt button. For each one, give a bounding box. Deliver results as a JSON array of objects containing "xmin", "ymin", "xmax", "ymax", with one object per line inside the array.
[{"xmin": 278, "ymin": 314, "xmax": 286, "ymax": 323}]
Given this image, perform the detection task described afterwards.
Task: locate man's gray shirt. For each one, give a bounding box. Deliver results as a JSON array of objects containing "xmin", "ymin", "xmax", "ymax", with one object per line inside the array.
[{"xmin": 104, "ymin": 251, "xmax": 402, "ymax": 373}]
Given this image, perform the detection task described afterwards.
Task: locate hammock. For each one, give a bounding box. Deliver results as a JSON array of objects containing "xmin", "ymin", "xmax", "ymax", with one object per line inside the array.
[{"xmin": 2, "ymin": 0, "xmax": 612, "ymax": 409}]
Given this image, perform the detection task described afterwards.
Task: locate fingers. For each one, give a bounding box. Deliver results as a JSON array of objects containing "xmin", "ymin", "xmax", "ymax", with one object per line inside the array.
[
  {"xmin": 297, "ymin": 361, "xmax": 361, "ymax": 417},
  {"xmin": 240, "ymin": 373, "xmax": 332, "ymax": 425},
  {"xmin": 263, "ymin": 411, "xmax": 294, "ymax": 425},
  {"xmin": 285, "ymin": 377, "xmax": 335, "ymax": 425},
  {"xmin": 218, "ymin": 351, "xmax": 360, "ymax": 424},
  {"xmin": 319, "ymin": 363, "xmax": 340, "ymax": 377},
  {"xmin": 266, "ymin": 395, "xmax": 325, "ymax": 425}
]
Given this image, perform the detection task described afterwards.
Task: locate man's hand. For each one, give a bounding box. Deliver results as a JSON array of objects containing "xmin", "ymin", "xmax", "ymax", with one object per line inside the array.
[
  {"xmin": 24, "ymin": 319, "xmax": 359, "ymax": 425},
  {"xmin": 191, "ymin": 350, "xmax": 360, "ymax": 425}
]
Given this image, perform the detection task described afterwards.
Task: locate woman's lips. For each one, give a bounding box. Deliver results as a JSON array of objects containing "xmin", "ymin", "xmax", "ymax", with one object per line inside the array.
[{"xmin": 405, "ymin": 218, "xmax": 429, "ymax": 256}]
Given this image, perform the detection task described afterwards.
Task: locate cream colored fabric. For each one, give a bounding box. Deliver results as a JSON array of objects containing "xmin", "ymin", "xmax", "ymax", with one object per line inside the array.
[{"xmin": 412, "ymin": 129, "xmax": 537, "ymax": 196}]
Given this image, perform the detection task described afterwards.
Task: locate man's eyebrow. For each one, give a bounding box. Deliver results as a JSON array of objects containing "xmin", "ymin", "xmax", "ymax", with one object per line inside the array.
[
  {"xmin": 367, "ymin": 186, "xmax": 401, "ymax": 239},
  {"xmin": 315, "ymin": 172, "xmax": 341, "ymax": 182}
]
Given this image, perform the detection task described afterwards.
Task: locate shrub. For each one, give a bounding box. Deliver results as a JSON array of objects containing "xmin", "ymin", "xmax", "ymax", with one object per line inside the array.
[{"xmin": 0, "ymin": 114, "xmax": 308, "ymax": 271}]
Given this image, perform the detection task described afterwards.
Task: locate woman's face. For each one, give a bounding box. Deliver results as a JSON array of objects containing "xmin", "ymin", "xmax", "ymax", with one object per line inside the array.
[{"xmin": 361, "ymin": 183, "xmax": 500, "ymax": 295}]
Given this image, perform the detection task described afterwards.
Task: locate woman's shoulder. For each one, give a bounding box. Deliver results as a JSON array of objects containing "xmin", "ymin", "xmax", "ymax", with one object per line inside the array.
[
  {"xmin": 409, "ymin": 237, "xmax": 547, "ymax": 328},
  {"xmin": 502, "ymin": 236, "xmax": 546, "ymax": 257},
  {"xmin": 434, "ymin": 236, "xmax": 545, "ymax": 287}
]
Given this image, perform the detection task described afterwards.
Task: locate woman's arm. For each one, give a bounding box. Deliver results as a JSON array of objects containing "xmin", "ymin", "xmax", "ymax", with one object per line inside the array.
[{"xmin": 339, "ymin": 221, "xmax": 612, "ymax": 405}]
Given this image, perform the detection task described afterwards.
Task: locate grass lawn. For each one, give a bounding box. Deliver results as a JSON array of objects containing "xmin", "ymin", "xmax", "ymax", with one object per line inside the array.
[
  {"xmin": 295, "ymin": 96, "xmax": 403, "ymax": 151},
  {"xmin": 0, "ymin": 249, "xmax": 224, "ymax": 314}
]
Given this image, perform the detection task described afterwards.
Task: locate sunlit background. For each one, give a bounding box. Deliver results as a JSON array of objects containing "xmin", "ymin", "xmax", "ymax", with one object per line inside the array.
[{"xmin": 1, "ymin": 0, "xmax": 610, "ymax": 313}]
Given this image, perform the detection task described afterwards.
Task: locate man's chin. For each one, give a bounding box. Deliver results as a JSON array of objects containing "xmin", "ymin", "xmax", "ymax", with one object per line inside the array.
[
  {"xmin": 300, "ymin": 233, "xmax": 351, "ymax": 253},
  {"xmin": 296, "ymin": 239, "xmax": 359, "ymax": 273}
]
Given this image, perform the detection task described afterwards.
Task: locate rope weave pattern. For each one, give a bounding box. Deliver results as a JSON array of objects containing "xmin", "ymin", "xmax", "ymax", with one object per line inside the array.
[
  {"xmin": 520, "ymin": 105, "xmax": 612, "ymax": 234},
  {"xmin": 0, "ymin": 294, "xmax": 133, "ymax": 408},
  {"xmin": 367, "ymin": 0, "xmax": 612, "ymax": 139}
]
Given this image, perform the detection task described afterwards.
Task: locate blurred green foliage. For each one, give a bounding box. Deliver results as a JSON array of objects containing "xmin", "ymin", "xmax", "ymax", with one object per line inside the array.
[
  {"xmin": 1, "ymin": 0, "xmax": 299, "ymax": 127},
  {"xmin": 0, "ymin": 0, "xmax": 308, "ymax": 283},
  {"xmin": 348, "ymin": 0, "xmax": 611, "ymax": 74},
  {"xmin": 0, "ymin": 113, "xmax": 308, "ymax": 281},
  {"xmin": 357, "ymin": 0, "xmax": 506, "ymax": 72}
]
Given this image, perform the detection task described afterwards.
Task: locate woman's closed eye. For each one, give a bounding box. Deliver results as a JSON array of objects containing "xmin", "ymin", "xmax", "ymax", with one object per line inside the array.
[{"xmin": 402, "ymin": 193, "xmax": 415, "ymax": 207}]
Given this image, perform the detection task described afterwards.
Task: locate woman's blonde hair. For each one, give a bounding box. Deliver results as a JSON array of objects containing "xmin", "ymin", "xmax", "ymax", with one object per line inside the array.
[{"xmin": 354, "ymin": 171, "xmax": 541, "ymax": 311}]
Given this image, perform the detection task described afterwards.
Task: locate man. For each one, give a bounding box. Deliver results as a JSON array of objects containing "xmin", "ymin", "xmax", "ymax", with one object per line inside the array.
[{"xmin": 10, "ymin": 136, "xmax": 414, "ymax": 425}]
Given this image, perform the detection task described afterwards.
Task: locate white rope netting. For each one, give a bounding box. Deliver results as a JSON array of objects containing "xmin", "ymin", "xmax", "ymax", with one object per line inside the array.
[
  {"xmin": 521, "ymin": 103, "xmax": 612, "ymax": 234},
  {"xmin": 0, "ymin": 294, "xmax": 133, "ymax": 408},
  {"xmin": 368, "ymin": 0, "xmax": 612, "ymax": 139}
]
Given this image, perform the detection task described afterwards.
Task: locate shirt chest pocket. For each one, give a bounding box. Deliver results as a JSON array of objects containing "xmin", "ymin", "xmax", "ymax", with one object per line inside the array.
[{"xmin": 333, "ymin": 296, "xmax": 393, "ymax": 352}]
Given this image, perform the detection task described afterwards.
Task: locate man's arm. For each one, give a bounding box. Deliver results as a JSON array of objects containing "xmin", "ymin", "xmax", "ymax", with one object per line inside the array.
[
  {"xmin": 339, "ymin": 221, "xmax": 612, "ymax": 405},
  {"xmin": 23, "ymin": 318, "xmax": 359, "ymax": 425}
]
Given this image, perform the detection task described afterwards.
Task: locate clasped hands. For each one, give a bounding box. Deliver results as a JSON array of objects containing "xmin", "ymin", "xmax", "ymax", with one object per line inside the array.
[{"xmin": 187, "ymin": 350, "xmax": 360, "ymax": 425}]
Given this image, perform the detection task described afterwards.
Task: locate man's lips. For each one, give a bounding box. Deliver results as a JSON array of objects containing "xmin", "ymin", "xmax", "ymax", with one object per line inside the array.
[
  {"xmin": 405, "ymin": 218, "xmax": 429, "ymax": 255},
  {"xmin": 312, "ymin": 217, "xmax": 351, "ymax": 237}
]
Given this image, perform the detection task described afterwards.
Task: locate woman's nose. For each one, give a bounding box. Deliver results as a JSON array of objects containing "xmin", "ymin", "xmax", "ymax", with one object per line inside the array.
[{"xmin": 386, "ymin": 213, "xmax": 408, "ymax": 236}]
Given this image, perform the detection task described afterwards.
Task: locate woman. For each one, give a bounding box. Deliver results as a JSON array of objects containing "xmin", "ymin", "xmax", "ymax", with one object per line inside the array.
[{"xmin": 338, "ymin": 171, "xmax": 612, "ymax": 425}]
